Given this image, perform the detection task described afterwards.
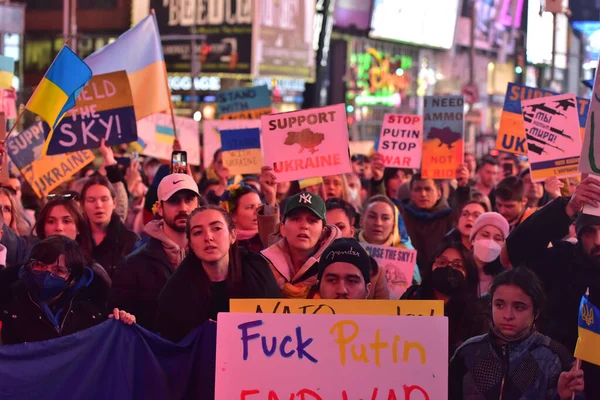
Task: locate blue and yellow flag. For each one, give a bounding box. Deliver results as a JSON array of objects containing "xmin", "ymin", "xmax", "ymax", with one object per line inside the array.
[
  {"xmin": 574, "ymin": 293, "xmax": 600, "ymax": 366},
  {"xmin": 0, "ymin": 55, "xmax": 14, "ymax": 89},
  {"xmin": 25, "ymin": 45, "xmax": 92, "ymax": 156}
]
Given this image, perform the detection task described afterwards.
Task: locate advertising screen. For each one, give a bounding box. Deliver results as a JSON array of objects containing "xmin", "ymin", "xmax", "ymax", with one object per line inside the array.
[{"xmin": 369, "ymin": 0, "xmax": 460, "ymax": 49}]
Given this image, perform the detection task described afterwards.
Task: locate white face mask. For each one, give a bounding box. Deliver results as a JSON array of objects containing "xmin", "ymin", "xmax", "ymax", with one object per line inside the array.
[
  {"xmin": 473, "ymin": 239, "xmax": 502, "ymax": 263},
  {"xmin": 348, "ymin": 188, "xmax": 359, "ymax": 202}
]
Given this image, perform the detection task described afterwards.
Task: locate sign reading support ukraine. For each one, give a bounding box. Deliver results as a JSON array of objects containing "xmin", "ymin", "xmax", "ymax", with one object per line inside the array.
[
  {"xmin": 220, "ymin": 128, "xmax": 262, "ymax": 175},
  {"xmin": 496, "ymin": 83, "xmax": 590, "ymax": 155},
  {"xmin": 218, "ymin": 85, "xmax": 272, "ymax": 120},
  {"xmin": 43, "ymin": 71, "xmax": 138, "ymax": 155}
]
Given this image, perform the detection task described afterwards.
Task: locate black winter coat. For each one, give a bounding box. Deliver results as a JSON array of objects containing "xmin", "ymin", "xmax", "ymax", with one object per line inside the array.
[
  {"xmin": 108, "ymin": 237, "xmax": 175, "ymax": 332},
  {"xmin": 0, "ymin": 280, "xmax": 108, "ymax": 345},
  {"xmin": 506, "ymin": 197, "xmax": 600, "ymax": 398},
  {"xmin": 157, "ymin": 248, "xmax": 280, "ymax": 343},
  {"xmin": 92, "ymin": 213, "xmax": 139, "ymax": 278}
]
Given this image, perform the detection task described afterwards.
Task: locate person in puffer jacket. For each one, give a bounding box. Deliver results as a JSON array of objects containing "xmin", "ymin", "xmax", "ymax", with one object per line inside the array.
[{"xmin": 450, "ymin": 268, "xmax": 585, "ymax": 400}]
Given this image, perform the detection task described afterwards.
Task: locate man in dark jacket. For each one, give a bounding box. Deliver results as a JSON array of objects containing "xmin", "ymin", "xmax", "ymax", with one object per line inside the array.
[
  {"xmin": 109, "ymin": 173, "xmax": 206, "ymax": 331},
  {"xmin": 501, "ymin": 176, "xmax": 600, "ymax": 398}
]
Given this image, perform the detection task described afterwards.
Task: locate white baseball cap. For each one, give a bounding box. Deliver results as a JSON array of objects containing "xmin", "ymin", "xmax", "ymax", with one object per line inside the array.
[{"xmin": 157, "ymin": 173, "xmax": 199, "ymax": 201}]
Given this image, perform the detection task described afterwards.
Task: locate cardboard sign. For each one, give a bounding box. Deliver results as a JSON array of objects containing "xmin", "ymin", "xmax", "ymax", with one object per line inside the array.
[
  {"xmin": 137, "ymin": 113, "xmax": 200, "ymax": 165},
  {"xmin": 497, "ymin": 83, "xmax": 590, "ymax": 155},
  {"xmin": 216, "ymin": 313, "xmax": 449, "ymax": 399},
  {"xmin": 0, "ymin": 88, "xmax": 16, "ymax": 119},
  {"xmin": 522, "ymin": 94, "xmax": 582, "ymax": 182},
  {"xmin": 220, "ymin": 128, "xmax": 262, "ymax": 175},
  {"xmin": 43, "ymin": 71, "xmax": 138, "ymax": 155},
  {"xmin": 583, "ymin": 175, "xmax": 600, "ymax": 216},
  {"xmin": 580, "ymin": 65, "xmax": 600, "ymax": 174},
  {"xmin": 378, "ymin": 114, "xmax": 423, "ymax": 169},
  {"xmin": 362, "ymin": 243, "xmax": 417, "ymax": 299},
  {"xmin": 7, "ymin": 121, "xmax": 94, "ymax": 198},
  {"xmin": 230, "ymin": 299, "xmax": 444, "ymax": 316},
  {"xmin": 202, "ymin": 119, "xmax": 262, "ymax": 168},
  {"xmin": 218, "ymin": 85, "xmax": 272, "ymax": 120},
  {"xmin": 349, "ymin": 140, "xmax": 374, "ymax": 156},
  {"xmin": 261, "ymin": 104, "xmax": 352, "ymax": 182},
  {"xmin": 422, "ymin": 96, "xmax": 464, "ymax": 179}
]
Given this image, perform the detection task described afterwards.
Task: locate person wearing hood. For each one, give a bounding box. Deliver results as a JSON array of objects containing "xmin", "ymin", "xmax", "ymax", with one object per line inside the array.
[
  {"xmin": 401, "ymin": 242, "xmax": 487, "ymax": 355},
  {"xmin": 357, "ymin": 195, "xmax": 422, "ymax": 293},
  {"xmin": 450, "ymin": 268, "xmax": 584, "ymax": 400},
  {"xmin": 157, "ymin": 205, "xmax": 280, "ymax": 343},
  {"xmin": 469, "ymin": 212, "xmax": 509, "ymax": 296},
  {"xmin": 260, "ymin": 191, "xmax": 342, "ymax": 299},
  {"xmin": 500, "ymin": 176, "xmax": 600, "ymax": 398},
  {"xmin": 108, "ymin": 173, "xmax": 206, "ymax": 331},
  {"xmin": 0, "ymin": 236, "xmax": 135, "ymax": 345},
  {"xmin": 399, "ymin": 173, "xmax": 455, "ymax": 278}
]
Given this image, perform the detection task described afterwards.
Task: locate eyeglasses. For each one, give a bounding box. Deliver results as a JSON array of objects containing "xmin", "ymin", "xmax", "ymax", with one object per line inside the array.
[
  {"xmin": 460, "ymin": 211, "xmax": 482, "ymax": 220},
  {"xmin": 434, "ymin": 257, "xmax": 465, "ymax": 271},
  {"xmin": 47, "ymin": 193, "xmax": 79, "ymax": 201},
  {"xmin": 29, "ymin": 259, "xmax": 71, "ymax": 277}
]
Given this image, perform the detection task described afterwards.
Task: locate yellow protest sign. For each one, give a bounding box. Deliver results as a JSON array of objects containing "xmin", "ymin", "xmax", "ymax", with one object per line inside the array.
[{"xmin": 230, "ymin": 299, "xmax": 443, "ymax": 316}]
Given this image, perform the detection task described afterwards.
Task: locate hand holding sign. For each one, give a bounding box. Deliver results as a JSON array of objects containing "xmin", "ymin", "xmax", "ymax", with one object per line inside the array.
[
  {"xmin": 99, "ymin": 139, "xmax": 117, "ymax": 167},
  {"xmin": 260, "ymin": 166, "xmax": 277, "ymax": 206},
  {"xmin": 544, "ymin": 176, "xmax": 564, "ymax": 199},
  {"xmin": 567, "ymin": 176, "xmax": 600, "ymax": 217},
  {"xmin": 456, "ymin": 164, "xmax": 470, "ymax": 187},
  {"xmin": 371, "ymin": 152, "xmax": 385, "ymax": 181}
]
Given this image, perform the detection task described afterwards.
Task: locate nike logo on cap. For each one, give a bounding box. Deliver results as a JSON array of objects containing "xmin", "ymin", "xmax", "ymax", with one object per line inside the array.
[{"xmin": 173, "ymin": 180, "xmax": 184, "ymax": 184}]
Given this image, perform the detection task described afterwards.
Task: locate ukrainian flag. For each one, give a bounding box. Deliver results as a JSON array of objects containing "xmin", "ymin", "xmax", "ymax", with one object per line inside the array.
[
  {"xmin": 155, "ymin": 124, "xmax": 178, "ymax": 145},
  {"xmin": 574, "ymin": 293, "xmax": 600, "ymax": 366},
  {"xmin": 25, "ymin": 45, "xmax": 92, "ymax": 130},
  {"xmin": 0, "ymin": 55, "xmax": 15, "ymax": 89}
]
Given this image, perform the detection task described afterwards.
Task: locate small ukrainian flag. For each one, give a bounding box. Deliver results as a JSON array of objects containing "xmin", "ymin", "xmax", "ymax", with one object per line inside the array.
[
  {"xmin": 155, "ymin": 124, "xmax": 178, "ymax": 145},
  {"xmin": 0, "ymin": 55, "xmax": 14, "ymax": 89},
  {"xmin": 574, "ymin": 292, "xmax": 600, "ymax": 366},
  {"xmin": 25, "ymin": 45, "xmax": 92, "ymax": 157}
]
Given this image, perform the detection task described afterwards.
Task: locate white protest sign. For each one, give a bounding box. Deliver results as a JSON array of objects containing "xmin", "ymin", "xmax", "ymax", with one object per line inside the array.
[
  {"xmin": 583, "ymin": 174, "xmax": 600, "ymax": 216},
  {"xmin": 137, "ymin": 113, "xmax": 200, "ymax": 165},
  {"xmin": 216, "ymin": 313, "xmax": 448, "ymax": 399},
  {"xmin": 362, "ymin": 243, "xmax": 417, "ymax": 299},
  {"xmin": 202, "ymin": 119, "xmax": 262, "ymax": 168},
  {"xmin": 378, "ymin": 114, "xmax": 423, "ymax": 169},
  {"xmin": 261, "ymin": 104, "xmax": 352, "ymax": 182}
]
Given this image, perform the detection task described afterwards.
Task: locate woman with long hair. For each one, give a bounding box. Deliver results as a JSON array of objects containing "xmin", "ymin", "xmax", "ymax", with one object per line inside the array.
[
  {"xmin": 80, "ymin": 176, "xmax": 139, "ymax": 277},
  {"xmin": 443, "ymin": 200, "xmax": 489, "ymax": 251},
  {"xmin": 218, "ymin": 183, "xmax": 265, "ymax": 253},
  {"xmin": 0, "ymin": 187, "xmax": 32, "ymax": 236},
  {"xmin": 157, "ymin": 205, "xmax": 280, "ymax": 342}
]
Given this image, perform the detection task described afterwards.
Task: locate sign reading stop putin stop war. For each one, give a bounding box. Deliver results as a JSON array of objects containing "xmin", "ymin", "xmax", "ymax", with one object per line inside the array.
[
  {"xmin": 7, "ymin": 121, "xmax": 94, "ymax": 198},
  {"xmin": 378, "ymin": 114, "xmax": 423, "ymax": 169},
  {"xmin": 497, "ymin": 83, "xmax": 590, "ymax": 155},
  {"xmin": 422, "ymin": 96, "xmax": 464, "ymax": 179},
  {"xmin": 521, "ymin": 93, "xmax": 582, "ymax": 182},
  {"xmin": 216, "ymin": 313, "xmax": 448, "ymax": 399},
  {"xmin": 261, "ymin": 104, "xmax": 352, "ymax": 182},
  {"xmin": 43, "ymin": 71, "xmax": 137, "ymax": 155}
]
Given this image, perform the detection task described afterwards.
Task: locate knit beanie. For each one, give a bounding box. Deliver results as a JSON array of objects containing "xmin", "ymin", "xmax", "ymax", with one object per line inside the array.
[
  {"xmin": 318, "ymin": 238, "xmax": 371, "ymax": 284},
  {"xmin": 575, "ymin": 213, "xmax": 600, "ymax": 237},
  {"xmin": 469, "ymin": 212, "xmax": 510, "ymax": 242}
]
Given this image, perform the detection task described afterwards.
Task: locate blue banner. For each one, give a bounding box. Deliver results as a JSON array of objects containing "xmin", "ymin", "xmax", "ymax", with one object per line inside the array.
[
  {"xmin": 217, "ymin": 85, "xmax": 271, "ymax": 116},
  {"xmin": 220, "ymin": 128, "xmax": 261, "ymax": 151},
  {"xmin": 0, "ymin": 320, "xmax": 217, "ymax": 400}
]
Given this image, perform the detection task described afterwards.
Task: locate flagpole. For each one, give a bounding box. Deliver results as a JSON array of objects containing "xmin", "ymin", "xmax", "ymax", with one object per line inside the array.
[{"xmin": 5, "ymin": 108, "xmax": 25, "ymax": 140}]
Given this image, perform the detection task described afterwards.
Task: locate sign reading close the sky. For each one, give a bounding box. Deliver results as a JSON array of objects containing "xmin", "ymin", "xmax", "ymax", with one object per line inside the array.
[
  {"xmin": 261, "ymin": 104, "xmax": 352, "ymax": 182},
  {"xmin": 215, "ymin": 313, "xmax": 449, "ymax": 399}
]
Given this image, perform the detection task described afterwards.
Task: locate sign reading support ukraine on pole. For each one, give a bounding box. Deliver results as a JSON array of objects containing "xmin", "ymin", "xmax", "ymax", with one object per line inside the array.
[
  {"xmin": 43, "ymin": 71, "xmax": 137, "ymax": 155},
  {"xmin": 496, "ymin": 83, "xmax": 590, "ymax": 155},
  {"xmin": 218, "ymin": 85, "xmax": 272, "ymax": 120},
  {"xmin": 220, "ymin": 128, "xmax": 262, "ymax": 175}
]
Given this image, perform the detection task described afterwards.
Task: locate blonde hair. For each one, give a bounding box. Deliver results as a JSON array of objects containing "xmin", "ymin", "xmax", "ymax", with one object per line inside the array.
[
  {"xmin": 0, "ymin": 188, "xmax": 32, "ymax": 235},
  {"xmin": 320, "ymin": 174, "xmax": 350, "ymax": 203}
]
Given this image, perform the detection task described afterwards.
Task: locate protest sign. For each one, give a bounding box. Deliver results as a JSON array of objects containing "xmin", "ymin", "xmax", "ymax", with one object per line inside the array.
[
  {"xmin": 422, "ymin": 96, "xmax": 464, "ymax": 179},
  {"xmin": 362, "ymin": 243, "xmax": 417, "ymax": 299},
  {"xmin": 230, "ymin": 299, "xmax": 444, "ymax": 316},
  {"xmin": 349, "ymin": 140, "xmax": 375, "ymax": 156},
  {"xmin": 203, "ymin": 119, "xmax": 262, "ymax": 168},
  {"xmin": 0, "ymin": 88, "xmax": 16, "ymax": 119},
  {"xmin": 137, "ymin": 113, "xmax": 200, "ymax": 165},
  {"xmin": 298, "ymin": 177, "xmax": 323, "ymax": 189},
  {"xmin": 522, "ymin": 94, "xmax": 582, "ymax": 182},
  {"xmin": 220, "ymin": 128, "xmax": 262, "ymax": 175},
  {"xmin": 378, "ymin": 114, "xmax": 423, "ymax": 169},
  {"xmin": 218, "ymin": 85, "xmax": 271, "ymax": 120},
  {"xmin": 583, "ymin": 175, "xmax": 600, "ymax": 216},
  {"xmin": 497, "ymin": 83, "xmax": 590, "ymax": 155},
  {"xmin": 7, "ymin": 121, "xmax": 94, "ymax": 198},
  {"xmin": 261, "ymin": 104, "xmax": 352, "ymax": 182},
  {"xmin": 216, "ymin": 313, "xmax": 448, "ymax": 399},
  {"xmin": 580, "ymin": 66, "xmax": 600, "ymax": 174},
  {"xmin": 43, "ymin": 71, "xmax": 137, "ymax": 155}
]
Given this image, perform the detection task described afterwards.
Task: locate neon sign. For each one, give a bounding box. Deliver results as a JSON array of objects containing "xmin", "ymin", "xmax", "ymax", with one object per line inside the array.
[{"xmin": 346, "ymin": 48, "xmax": 412, "ymax": 107}]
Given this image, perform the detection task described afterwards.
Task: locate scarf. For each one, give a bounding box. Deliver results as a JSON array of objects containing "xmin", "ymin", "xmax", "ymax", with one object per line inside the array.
[
  {"xmin": 144, "ymin": 220, "xmax": 187, "ymax": 269},
  {"xmin": 403, "ymin": 198, "xmax": 453, "ymax": 221},
  {"xmin": 236, "ymin": 228, "xmax": 258, "ymax": 241}
]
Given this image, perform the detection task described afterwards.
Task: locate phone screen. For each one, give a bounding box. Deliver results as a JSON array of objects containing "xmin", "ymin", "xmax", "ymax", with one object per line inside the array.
[{"xmin": 171, "ymin": 151, "xmax": 187, "ymax": 171}]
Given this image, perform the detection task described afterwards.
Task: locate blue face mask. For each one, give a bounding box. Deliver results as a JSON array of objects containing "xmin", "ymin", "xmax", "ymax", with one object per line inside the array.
[{"xmin": 21, "ymin": 269, "xmax": 70, "ymax": 301}]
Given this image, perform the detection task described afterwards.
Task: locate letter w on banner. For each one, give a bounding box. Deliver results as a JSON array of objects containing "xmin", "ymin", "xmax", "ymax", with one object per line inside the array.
[{"xmin": 261, "ymin": 104, "xmax": 352, "ymax": 182}]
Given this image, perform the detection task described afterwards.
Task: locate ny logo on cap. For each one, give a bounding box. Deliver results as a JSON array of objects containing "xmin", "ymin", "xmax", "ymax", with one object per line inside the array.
[{"xmin": 299, "ymin": 193, "xmax": 312, "ymax": 204}]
